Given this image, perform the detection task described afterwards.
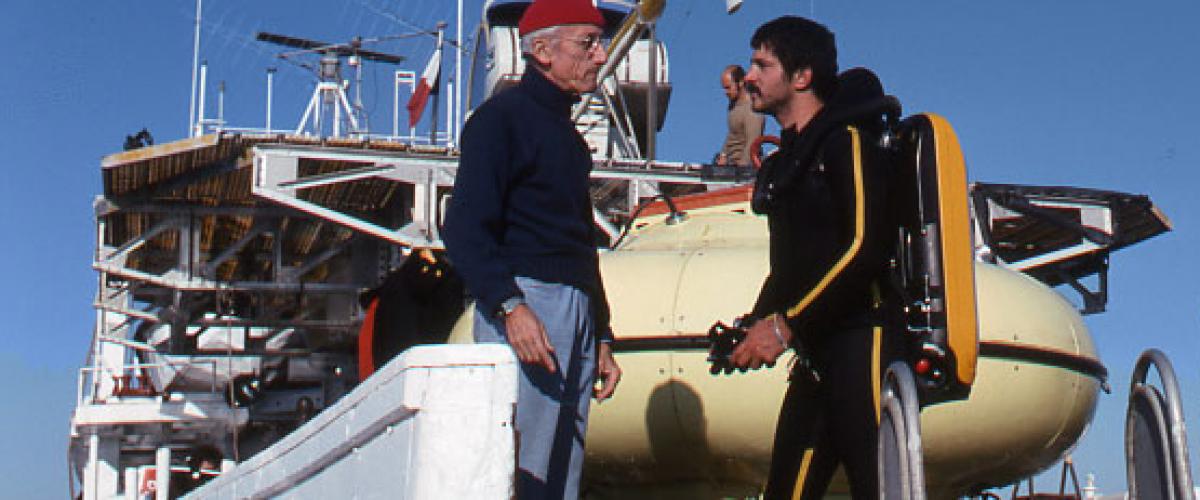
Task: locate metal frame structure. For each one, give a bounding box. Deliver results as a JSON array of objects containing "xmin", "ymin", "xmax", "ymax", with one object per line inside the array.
[
  {"xmin": 878, "ymin": 361, "xmax": 927, "ymax": 500},
  {"xmin": 1126, "ymin": 349, "xmax": 1195, "ymax": 500},
  {"xmin": 971, "ymin": 183, "xmax": 1170, "ymax": 314},
  {"xmin": 70, "ymin": 1, "xmax": 1179, "ymax": 498},
  {"xmin": 70, "ymin": 126, "xmax": 716, "ymax": 498},
  {"xmin": 295, "ymin": 80, "xmax": 360, "ymax": 137}
]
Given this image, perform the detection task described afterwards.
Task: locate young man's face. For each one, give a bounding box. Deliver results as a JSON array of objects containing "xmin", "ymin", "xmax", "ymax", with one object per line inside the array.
[{"xmin": 745, "ymin": 45, "xmax": 798, "ymax": 116}]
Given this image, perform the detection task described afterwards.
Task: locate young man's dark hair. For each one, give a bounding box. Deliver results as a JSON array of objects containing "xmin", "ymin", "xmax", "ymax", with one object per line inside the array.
[{"xmin": 750, "ymin": 16, "xmax": 838, "ymax": 102}]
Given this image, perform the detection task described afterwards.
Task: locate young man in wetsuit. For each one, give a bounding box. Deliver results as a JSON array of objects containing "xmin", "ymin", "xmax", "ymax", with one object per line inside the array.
[{"xmin": 726, "ymin": 16, "xmax": 902, "ymax": 500}]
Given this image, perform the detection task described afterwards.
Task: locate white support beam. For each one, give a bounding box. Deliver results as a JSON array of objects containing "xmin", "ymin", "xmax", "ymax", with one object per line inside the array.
[
  {"xmin": 156, "ymin": 446, "xmax": 171, "ymax": 500},
  {"xmin": 124, "ymin": 467, "xmax": 139, "ymax": 500},
  {"xmin": 73, "ymin": 393, "xmax": 248, "ymax": 427},
  {"xmin": 251, "ymin": 147, "xmax": 459, "ymax": 250}
]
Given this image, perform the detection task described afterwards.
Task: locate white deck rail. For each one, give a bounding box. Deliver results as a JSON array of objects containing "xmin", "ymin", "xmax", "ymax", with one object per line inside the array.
[{"xmin": 187, "ymin": 344, "xmax": 518, "ymax": 500}]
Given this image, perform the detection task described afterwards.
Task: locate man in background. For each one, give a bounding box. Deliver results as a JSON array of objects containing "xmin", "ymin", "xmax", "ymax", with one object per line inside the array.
[{"xmin": 716, "ymin": 64, "xmax": 765, "ymax": 166}]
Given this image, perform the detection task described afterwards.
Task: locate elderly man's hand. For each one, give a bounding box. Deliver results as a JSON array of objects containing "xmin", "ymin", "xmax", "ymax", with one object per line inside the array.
[
  {"xmin": 594, "ymin": 342, "xmax": 621, "ymax": 401},
  {"xmin": 729, "ymin": 314, "xmax": 791, "ymax": 370},
  {"xmin": 505, "ymin": 304, "xmax": 557, "ymax": 373}
]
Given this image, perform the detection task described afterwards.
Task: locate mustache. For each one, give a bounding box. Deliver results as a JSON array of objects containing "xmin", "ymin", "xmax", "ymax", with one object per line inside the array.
[{"xmin": 744, "ymin": 82, "xmax": 760, "ymax": 94}]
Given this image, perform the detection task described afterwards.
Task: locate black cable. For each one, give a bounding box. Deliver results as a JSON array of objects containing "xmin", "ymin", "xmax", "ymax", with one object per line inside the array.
[{"xmin": 609, "ymin": 191, "xmax": 685, "ymax": 249}]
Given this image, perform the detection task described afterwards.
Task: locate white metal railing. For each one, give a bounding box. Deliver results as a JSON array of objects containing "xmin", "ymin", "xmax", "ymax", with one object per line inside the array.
[
  {"xmin": 77, "ymin": 360, "xmax": 220, "ymax": 406},
  {"xmin": 200, "ymin": 123, "xmax": 445, "ymax": 147}
]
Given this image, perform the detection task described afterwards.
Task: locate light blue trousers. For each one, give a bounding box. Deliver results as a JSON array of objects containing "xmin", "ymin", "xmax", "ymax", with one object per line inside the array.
[{"xmin": 474, "ymin": 276, "xmax": 596, "ymax": 500}]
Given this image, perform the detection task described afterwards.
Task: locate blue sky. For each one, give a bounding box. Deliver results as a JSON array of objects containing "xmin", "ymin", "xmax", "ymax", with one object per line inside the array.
[{"xmin": 1, "ymin": 0, "xmax": 1197, "ymax": 497}]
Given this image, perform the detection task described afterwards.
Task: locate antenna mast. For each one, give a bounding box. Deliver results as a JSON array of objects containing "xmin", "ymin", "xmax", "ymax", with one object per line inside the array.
[
  {"xmin": 454, "ymin": 0, "xmax": 463, "ymax": 148},
  {"xmin": 256, "ymin": 32, "xmax": 405, "ymax": 137},
  {"xmin": 188, "ymin": 0, "xmax": 203, "ymax": 137}
]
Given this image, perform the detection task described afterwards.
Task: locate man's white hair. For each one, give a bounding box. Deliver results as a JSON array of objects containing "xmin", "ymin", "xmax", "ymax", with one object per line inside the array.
[{"xmin": 519, "ymin": 25, "xmax": 562, "ymax": 54}]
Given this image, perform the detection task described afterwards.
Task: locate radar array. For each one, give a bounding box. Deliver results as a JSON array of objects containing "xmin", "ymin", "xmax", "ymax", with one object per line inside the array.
[{"xmin": 256, "ymin": 31, "xmax": 406, "ymax": 136}]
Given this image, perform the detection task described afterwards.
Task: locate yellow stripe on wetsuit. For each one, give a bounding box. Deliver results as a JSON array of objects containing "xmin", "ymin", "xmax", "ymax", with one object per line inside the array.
[
  {"xmin": 790, "ymin": 449, "xmax": 815, "ymax": 500},
  {"xmin": 784, "ymin": 126, "xmax": 867, "ymax": 320}
]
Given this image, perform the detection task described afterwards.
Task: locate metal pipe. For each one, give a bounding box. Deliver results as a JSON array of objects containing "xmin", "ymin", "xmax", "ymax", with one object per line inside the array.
[
  {"xmin": 446, "ymin": 81, "xmax": 454, "ymax": 147},
  {"xmin": 883, "ymin": 361, "xmax": 927, "ymax": 500},
  {"xmin": 93, "ymin": 303, "xmax": 160, "ymax": 323},
  {"xmin": 86, "ymin": 433, "xmax": 99, "ymax": 500},
  {"xmin": 333, "ymin": 84, "xmax": 341, "ymax": 137},
  {"xmin": 1130, "ymin": 349, "xmax": 1195, "ymax": 500},
  {"xmin": 602, "ymin": 85, "xmax": 642, "ymax": 158},
  {"xmin": 91, "ymin": 262, "xmax": 363, "ymax": 293},
  {"xmin": 98, "ymin": 335, "xmax": 157, "ymax": 353},
  {"xmin": 266, "ymin": 68, "xmax": 275, "ymax": 133},
  {"xmin": 197, "ymin": 62, "xmax": 208, "ymax": 136},
  {"xmin": 124, "ymin": 467, "xmax": 138, "ymax": 500},
  {"xmin": 217, "ymin": 80, "xmax": 225, "ymax": 131},
  {"xmin": 431, "ymin": 28, "xmax": 444, "ymax": 145},
  {"xmin": 593, "ymin": 207, "xmax": 620, "ymax": 246},
  {"xmin": 155, "ymin": 446, "xmax": 170, "ymax": 500},
  {"xmin": 646, "ymin": 24, "xmax": 657, "ymax": 161},
  {"xmin": 393, "ymin": 71, "xmax": 399, "ymax": 137},
  {"xmin": 572, "ymin": 0, "xmax": 667, "ymax": 123},
  {"xmin": 353, "ymin": 56, "xmax": 364, "ymax": 133},
  {"xmin": 455, "ymin": 0, "xmax": 464, "ymax": 146},
  {"xmin": 188, "ymin": 0, "xmax": 202, "ymax": 137}
]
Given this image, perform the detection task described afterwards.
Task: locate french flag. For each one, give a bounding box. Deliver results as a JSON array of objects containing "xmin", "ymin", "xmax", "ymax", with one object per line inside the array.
[{"xmin": 406, "ymin": 45, "xmax": 442, "ymax": 128}]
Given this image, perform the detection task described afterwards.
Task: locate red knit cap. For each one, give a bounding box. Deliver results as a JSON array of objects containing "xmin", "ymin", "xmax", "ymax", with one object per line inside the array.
[{"xmin": 518, "ymin": 0, "xmax": 606, "ymax": 37}]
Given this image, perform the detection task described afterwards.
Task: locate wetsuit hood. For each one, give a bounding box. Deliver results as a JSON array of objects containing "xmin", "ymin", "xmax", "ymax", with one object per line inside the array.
[{"xmin": 752, "ymin": 67, "xmax": 901, "ymax": 214}]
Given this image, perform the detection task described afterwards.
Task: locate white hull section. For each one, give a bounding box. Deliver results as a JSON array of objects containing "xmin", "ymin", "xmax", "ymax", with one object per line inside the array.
[{"xmin": 186, "ymin": 344, "xmax": 517, "ymax": 499}]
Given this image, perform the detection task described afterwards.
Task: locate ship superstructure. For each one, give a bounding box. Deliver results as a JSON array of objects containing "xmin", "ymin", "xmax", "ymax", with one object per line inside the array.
[
  {"xmin": 68, "ymin": 2, "xmax": 691, "ymax": 498},
  {"xmin": 68, "ymin": 1, "xmax": 1192, "ymax": 499}
]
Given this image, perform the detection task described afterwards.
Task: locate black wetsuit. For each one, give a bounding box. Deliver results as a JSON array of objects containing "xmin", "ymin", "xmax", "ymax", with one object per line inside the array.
[{"xmin": 750, "ymin": 69, "xmax": 903, "ymax": 500}]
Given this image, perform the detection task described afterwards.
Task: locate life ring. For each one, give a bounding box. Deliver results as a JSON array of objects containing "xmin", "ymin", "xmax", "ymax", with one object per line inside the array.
[
  {"xmin": 357, "ymin": 297, "xmax": 380, "ymax": 381},
  {"xmin": 749, "ymin": 135, "xmax": 781, "ymax": 169}
]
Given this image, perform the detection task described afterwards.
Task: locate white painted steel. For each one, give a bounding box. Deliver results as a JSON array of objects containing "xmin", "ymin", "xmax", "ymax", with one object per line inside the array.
[
  {"xmin": 186, "ymin": 344, "xmax": 518, "ymax": 500},
  {"xmin": 84, "ymin": 433, "xmax": 99, "ymax": 500},
  {"xmin": 196, "ymin": 63, "xmax": 207, "ymax": 138},
  {"xmin": 188, "ymin": 0, "xmax": 202, "ymax": 138},
  {"xmin": 265, "ymin": 68, "xmax": 274, "ymax": 133},
  {"xmin": 124, "ymin": 467, "xmax": 138, "ymax": 500},
  {"xmin": 156, "ymin": 446, "xmax": 171, "ymax": 500},
  {"xmin": 455, "ymin": 0, "xmax": 463, "ymax": 146},
  {"xmin": 72, "ymin": 392, "xmax": 245, "ymax": 427}
]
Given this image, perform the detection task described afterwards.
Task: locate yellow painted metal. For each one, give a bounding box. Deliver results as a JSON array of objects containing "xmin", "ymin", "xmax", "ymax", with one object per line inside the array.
[
  {"xmin": 608, "ymin": 0, "xmax": 667, "ymax": 49},
  {"xmin": 604, "ymin": 0, "xmax": 666, "ymax": 62},
  {"xmin": 590, "ymin": 203, "xmax": 1096, "ymax": 497},
  {"xmin": 637, "ymin": 0, "xmax": 667, "ymax": 22},
  {"xmin": 925, "ymin": 113, "xmax": 981, "ymax": 387},
  {"xmin": 920, "ymin": 263, "xmax": 1099, "ymax": 498},
  {"xmin": 446, "ymin": 198, "xmax": 1098, "ymax": 498}
]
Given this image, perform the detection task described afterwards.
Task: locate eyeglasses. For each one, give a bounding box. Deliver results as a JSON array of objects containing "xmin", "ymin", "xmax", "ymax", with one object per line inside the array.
[{"xmin": 557, "ymin": 35, "xmax": 605, "ymax": 53}]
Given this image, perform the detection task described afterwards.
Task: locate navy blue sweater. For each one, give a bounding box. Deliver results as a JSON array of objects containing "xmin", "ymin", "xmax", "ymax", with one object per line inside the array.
[{"xmin": 443, "ymin": 69, "xmax": 613, "ymax": 340}]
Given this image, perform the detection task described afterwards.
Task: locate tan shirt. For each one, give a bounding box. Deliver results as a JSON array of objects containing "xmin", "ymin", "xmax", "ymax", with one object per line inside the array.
[{"xmin": 720, "ymin": 94, "xmax": 765, "ymax": 166}]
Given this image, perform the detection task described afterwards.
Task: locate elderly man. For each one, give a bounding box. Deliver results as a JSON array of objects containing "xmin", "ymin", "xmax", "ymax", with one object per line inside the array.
[
  {"xmin": 442, "ymin": 0, "xmax": 622, "ymax": 498},
  {"xmin": 717, "ymin": 64, "xmax": 765, "ymax": 166}
]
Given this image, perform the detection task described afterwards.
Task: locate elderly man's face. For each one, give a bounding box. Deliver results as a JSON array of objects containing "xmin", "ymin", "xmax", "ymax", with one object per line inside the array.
[{"xmin": 532, "ymin": 24, "xmax": 608, "ymax": 94}]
